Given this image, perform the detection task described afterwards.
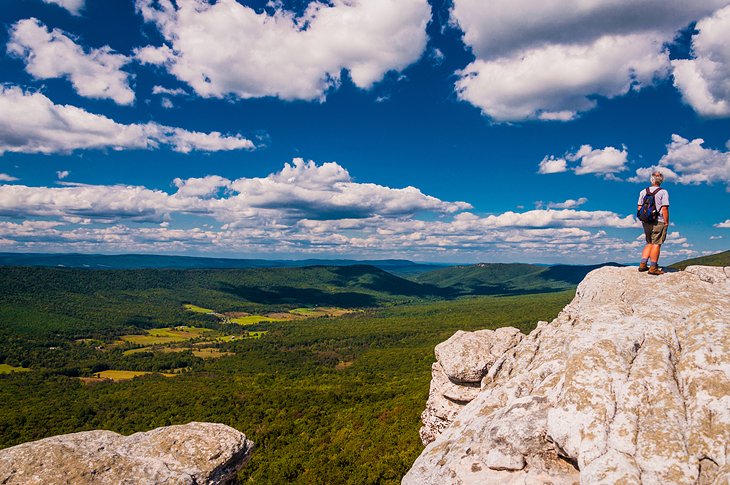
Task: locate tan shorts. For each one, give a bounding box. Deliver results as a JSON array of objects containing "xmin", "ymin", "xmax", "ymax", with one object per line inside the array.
[{"xmin": 643, "ymin": 222, "xmax": 667, "ymax": 245}]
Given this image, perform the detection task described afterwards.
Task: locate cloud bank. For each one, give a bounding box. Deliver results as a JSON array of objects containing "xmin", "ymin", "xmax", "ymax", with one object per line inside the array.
[{"xmin": 0, "ymin": 159, "xmax": 649, "ymax": 261}]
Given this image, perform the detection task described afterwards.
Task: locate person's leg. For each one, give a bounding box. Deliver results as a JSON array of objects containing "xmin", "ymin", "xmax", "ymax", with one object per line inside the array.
[
  {"xmin": 648, "ymin": 244, "xmax": 665, "ymax": 274},
  {"xmin": 639, "ymin": 222, "xmax": 653, "ymax": 270},
  {"xmin": 649, "ymin": 244, "xmax": 661, "ymax": 265},
  {"xmin": 638, "ymin": 243, "xmax": 651, "ymax": 271}
]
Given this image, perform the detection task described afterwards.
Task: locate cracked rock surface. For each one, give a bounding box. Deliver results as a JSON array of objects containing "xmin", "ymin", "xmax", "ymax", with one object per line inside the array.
[
  {"xmin": 0, "ymin": 422, "xmax": 254, "ymax": 485},
  {"xmin": 404, "ymin": 265, "xmax": 730, "ymax": 485}
]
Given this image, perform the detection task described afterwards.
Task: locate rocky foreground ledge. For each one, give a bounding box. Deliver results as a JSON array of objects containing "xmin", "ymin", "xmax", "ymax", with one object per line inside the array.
[
  {"xmin": 404, "ymin": 265, "xmax": 730, "ymax": 485},
  {"xmin": 0, "ymin": 422, "xmax": 254, "ymax": 484}
]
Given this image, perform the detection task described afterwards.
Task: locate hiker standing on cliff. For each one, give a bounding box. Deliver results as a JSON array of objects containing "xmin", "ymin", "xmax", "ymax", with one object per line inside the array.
[{"xmin": 637, "ymin": 171, "xmax": 669, "ymax": 275}]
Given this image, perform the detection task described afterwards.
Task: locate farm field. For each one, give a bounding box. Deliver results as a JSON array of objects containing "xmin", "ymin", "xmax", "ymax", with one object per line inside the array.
[
  {"xmin": 182, "ymin": 304, "xmax": 214, "ymax": 314},
  {"xmin": 0, "ymin": 364, "xmax": 30, "ymax": 374},
  {"xmin": 229, "ymin": 315, "xmax": 282, "ymax": 325},
  {"xmin": 93, "ymin": 370, "xmax": 177, "ymax": 381},
  {"xmin": 186, "ymin": 303, "xmax": 359, "ymax": 326},
  {"xmin": 119, "ymin": 326, "xmax": 217, "ymax": 345}
]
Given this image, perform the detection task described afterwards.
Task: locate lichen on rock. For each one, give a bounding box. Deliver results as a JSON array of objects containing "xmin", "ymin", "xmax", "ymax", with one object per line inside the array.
[{"xmin": 404, "ymin": 265, "xmax": 730, "ymax": 485}]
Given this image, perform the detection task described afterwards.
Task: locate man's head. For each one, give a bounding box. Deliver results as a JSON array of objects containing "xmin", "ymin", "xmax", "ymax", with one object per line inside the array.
[{"xmin": 650, "ymin": 171, "xmax": 664, "ymax": 186}]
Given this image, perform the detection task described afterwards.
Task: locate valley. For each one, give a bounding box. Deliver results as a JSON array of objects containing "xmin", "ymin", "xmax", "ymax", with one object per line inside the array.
[{"xmin": 0, "ymin": 254, "xmax": 721, "ymax": 483}]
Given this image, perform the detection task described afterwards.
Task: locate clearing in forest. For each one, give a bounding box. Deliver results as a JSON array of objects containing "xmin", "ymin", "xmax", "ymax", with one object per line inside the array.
[
  {"xmin": 0, "ymin": 364, "xmax": 31, "ymax": 374},
  {"xmin": 183, "ymin": 304, "xmax": 214, "ymax": 313},
  {"xmin": 119, "ymin": 326, "xmax": 216, "ymax": 345},
  {"xmin": 93, "ymin": 370, "xmax": 176, "ymax": 381}
]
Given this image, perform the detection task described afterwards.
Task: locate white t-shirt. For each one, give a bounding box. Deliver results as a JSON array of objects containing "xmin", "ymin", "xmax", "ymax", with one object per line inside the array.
[{"xmin": 637, "ymin": 187, "xmax": 670, "ymax": 223}]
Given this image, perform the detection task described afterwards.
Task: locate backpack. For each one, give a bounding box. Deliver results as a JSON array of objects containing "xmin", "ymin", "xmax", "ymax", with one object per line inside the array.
[{"xmin": 637, "ymin": 187, "xmax": 663, "ymax": 223}]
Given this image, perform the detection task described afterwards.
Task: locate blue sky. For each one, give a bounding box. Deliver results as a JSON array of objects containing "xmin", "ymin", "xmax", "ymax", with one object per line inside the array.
[{"xmin": 0, "ymin": 0, "xmax": 728, "ymax": 264}]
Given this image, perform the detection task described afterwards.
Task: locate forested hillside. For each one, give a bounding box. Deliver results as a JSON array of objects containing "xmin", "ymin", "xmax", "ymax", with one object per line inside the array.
[
  {"xmin": 670, "ymin": 250, "xmax": 730, "ymax": 270},
  {"xmin": 0, "ymin": 265, "xmax": 444, "ymax": 338},
  {"xmin": 414, "ymin": 262, "xmax": 622, "ymax": 294}
]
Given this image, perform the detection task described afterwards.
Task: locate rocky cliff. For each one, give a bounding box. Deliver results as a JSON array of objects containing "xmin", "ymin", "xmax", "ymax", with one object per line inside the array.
[
  {"xmin": 0, "ymin": 422, "xmax": 254, "ymax": 484},
  {"xmin": 404, "ymin": 265, "xmax": 730, "ymax": 485}
]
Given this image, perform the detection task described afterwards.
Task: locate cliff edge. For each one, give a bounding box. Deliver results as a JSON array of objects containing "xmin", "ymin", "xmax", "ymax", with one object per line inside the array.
[
  {"xmin": 404, "ymin": 265, "xmax": 730, "ymax": 485},
  {"xmin": 0, "ymin": 422, "xmax": 254, "ymax": 484}
]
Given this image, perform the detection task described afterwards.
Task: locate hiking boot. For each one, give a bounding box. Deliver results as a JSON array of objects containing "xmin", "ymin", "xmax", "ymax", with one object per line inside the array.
[
  {"xmin": 638, "ymin": 262, "xmax": 649, "ymax": 272},
  {"xmin": 648, "ymin": 266, "xmax": 665, "ymax": 275}
]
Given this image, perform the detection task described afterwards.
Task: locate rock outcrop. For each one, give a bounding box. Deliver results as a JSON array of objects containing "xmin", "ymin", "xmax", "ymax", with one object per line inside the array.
[
  {"xmin": 0, "ymin": 422, "xmax": 254, "ymax": 484},
  {"xmin": 404, "ymin": 266, "xmax": 730, "ymax": 485},
  {"xmin": 420, "ymin": 326, "xmax": 524, "ymax": 444}
]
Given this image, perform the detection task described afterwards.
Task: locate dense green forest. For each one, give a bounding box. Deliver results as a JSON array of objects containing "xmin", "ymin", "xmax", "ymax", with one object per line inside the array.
[{"xmin": 0, "ymin": 291, "xmax": 572, "ymax": 483}]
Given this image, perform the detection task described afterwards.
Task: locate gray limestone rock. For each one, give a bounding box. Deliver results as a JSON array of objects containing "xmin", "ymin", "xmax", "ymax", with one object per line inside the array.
[
  {"xmin": 0, "ymin": 422, "xmax": 254, "ymax": 485},
  {"xmin": 404, "ymin": 266, "xmax": 730, "ymax": 485},
  {"xmin": 420, "ymin": 327, "xmax": 523, "ymax": 445}
]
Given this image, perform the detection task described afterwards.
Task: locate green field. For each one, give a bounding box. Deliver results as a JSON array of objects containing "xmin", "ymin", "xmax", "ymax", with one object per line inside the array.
[
  {"xmin": 94, "ymin": 370, "xmax": 176, "ymax": 381},
  {"xmin": 289, "ymin": 307, "xmax": 354, "ymax": 317},
  {"xmin": 0, "ymin": 364, "xmax": 30, "ymax": 374},
  {"xmin": 230, "ymin": 315, "xmax": 282, "ymax": 325},
  {"xmin": 183, "ymin": 304, "xmax": 214, "ymax": 314},
  {"xmin": 119, "ymin": 327, "xmax": 216, "ymax": 345}
]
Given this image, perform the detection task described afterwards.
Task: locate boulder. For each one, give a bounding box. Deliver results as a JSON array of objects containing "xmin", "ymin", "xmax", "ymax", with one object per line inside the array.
[
  {"xmin": 404, "ymin": 266, "xmax": 730, "ymax": 485},
  {"xmin": 420, "ymin": 327, "xmax": 523, "ymax": 445},
  {"xmin": 0, "ymin": 422, "xmax": 254, "ymax": 485}
]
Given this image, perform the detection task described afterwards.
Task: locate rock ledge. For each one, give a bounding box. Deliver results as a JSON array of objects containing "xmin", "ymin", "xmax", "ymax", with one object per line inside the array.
[
  {"xmin": 404, "ymin": 265, "xmax": 730, "ymax": 485},
  {"xmin": 0, "ymin": 422, "xmax": 254, "ymax": 484}
]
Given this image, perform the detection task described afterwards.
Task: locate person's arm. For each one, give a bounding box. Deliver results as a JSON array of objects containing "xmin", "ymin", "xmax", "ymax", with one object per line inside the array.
[{"xmin": 662, "ymin": 206, "xmax": 669, "ymax": 225}]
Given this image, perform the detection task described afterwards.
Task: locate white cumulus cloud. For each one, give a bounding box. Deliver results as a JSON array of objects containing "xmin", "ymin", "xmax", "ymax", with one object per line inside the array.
[
  {"xmin": 134, "ymin": 0, "xmax": 431, "ymax": 101},
  {"xmin": 42, "ymin": 0, "xmax": 84, "ymax": 15},
  {"xmin": 546, "ymin": 198, "xmax": 589, "ymax": 209},
  {"xmin": 631, "ymin": 134, "xmax": 730, "ymax": 189},
  {"xmin": 450, "ymin": 0, "xmax": 729, "ymax": 121},
  {"xmin": 0, "ymin": 174, "xmax": 20, "ymax": 182},
  {"xmin": 570, "ymin": 145, "xmax": 629, "ymax": 176},
  {"xmin": 672, "ymin": 6, "xmax": 730, "ymax": 116},
  {"xmin": 0, "ymin": 86, "xmax": 255, "ymax": 155},
  {"xmin": 540, "ymin": 145, "xmax": 628, "ymax": 177},
  {"xmin": 538, "ymin": 156, "xmax": 568, "ymax": 174},
  {"xmin": 714, "ymin": 220, "xmax": 730, "ymax": 228},
  {"xmin": 455, "ymin": 34, "xmax": 670, "ymax": 122},
  {"xmin": 8, "ymin": 18, "xmax": 134, "ymax": 105}
]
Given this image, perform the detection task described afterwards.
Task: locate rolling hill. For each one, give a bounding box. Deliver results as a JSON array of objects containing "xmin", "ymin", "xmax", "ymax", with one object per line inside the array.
[
  {"xmin": 0, "ymin": 265, "xmax": 446, "ymax": 338},
  {"xmin": 414, "ymin": 262, "xmax": 623, "ymax": 295},
  {"xmin": 670, "ymin": 250, "xmax": 730, "ymax": 270},
  {"xmin": 0, "ymin": 252, "xmax": 448, "ymax": 276}
]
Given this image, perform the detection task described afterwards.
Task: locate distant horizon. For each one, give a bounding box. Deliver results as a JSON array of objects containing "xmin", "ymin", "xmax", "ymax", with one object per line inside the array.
[
  {"xmin": 0, "ymin": 249, "xmax": 691, "ymax": 267},
  {"xmin": 1, "ymin": 1, "xmax": 729, "ymax": 263}
]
